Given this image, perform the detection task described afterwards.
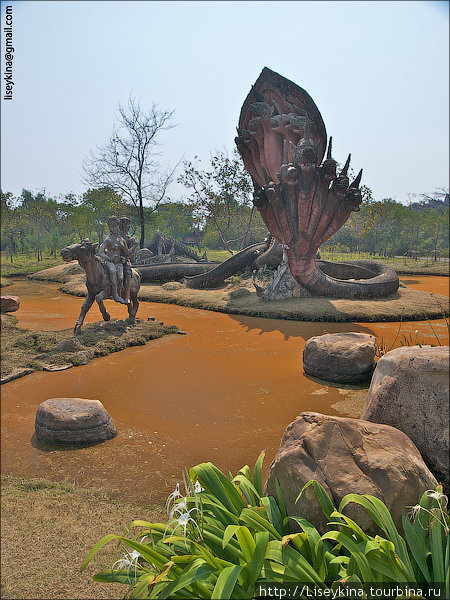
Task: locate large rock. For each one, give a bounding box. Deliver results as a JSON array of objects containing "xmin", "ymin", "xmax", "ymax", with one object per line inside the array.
[
  {"xmin": 362, "ymin": 346, "xmax": 449, "ymax": 492},
  {"xmin": 303, "ymin": 332, "xmax": 377, "ymax": 383},
  {"xmin": 35, "ymin": 398, "xmax": 117, "ymax": 444},
  {"xmin": 265, "ymin": 412, "xmax": 437, "ymax": 533},
  {"xmin": 0, "ymin": 295, "xmax": 20, "ymax": 313}
]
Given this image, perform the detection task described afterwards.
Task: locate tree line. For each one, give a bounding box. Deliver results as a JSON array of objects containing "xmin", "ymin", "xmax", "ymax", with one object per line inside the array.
[{"xmin": 2, "ymin": 181, "xmax": 448, "ymax": 265}]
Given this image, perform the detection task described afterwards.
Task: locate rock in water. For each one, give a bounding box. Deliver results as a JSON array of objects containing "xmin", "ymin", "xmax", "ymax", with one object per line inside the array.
[
  {"xmin": 35, "ymin": 398, "xmax": 117, "ymax": 444},
  {"xmin": 0, "ymin": 295, "xmax": 20, "ymax": 313},
  {"xmin": 362, "ymin": 345, "xmax": 449, "ymax": 492},
  {"xmin": 265, "ymin": 412, "xmax": 437, "ymax": 533},
  {"xmin": 303, "ymin": 332, "xmax": 377, "ymax": 383}
]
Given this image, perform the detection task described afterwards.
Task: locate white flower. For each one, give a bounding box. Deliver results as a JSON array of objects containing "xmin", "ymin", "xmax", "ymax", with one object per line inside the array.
[
  {"xmin": 112, "ymin": 549, "xmax": 141, "ymax": 581},
  {"xmin": 169, "ymin": 497, "xmax": 187, "ymax": 518},
  {"xmin": 193, "ymin": 481, "xmax": 204, "ymax": 494},
  {"xmin": 426, "ymin": 490, "xmax": 447, "ymax": 503},
  {"xmin": 165, "ymin": 483, "xmax": 182, "ymax": 515},
  {"xmin": 164, "ymin": 507, "xmax": 202, "ymax": 545}
]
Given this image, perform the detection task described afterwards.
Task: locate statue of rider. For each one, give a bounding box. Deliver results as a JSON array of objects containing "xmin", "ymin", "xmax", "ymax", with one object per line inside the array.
[
  {"xmin": 119, "ymin": 216, "xmax": 138, "ymax": 304},
  {"xmin": 97, "ymin": 215, "xmax": 129, "ymax": 304}
]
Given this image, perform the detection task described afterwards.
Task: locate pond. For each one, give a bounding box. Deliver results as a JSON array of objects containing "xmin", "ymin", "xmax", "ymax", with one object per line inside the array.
[{"xmin": 1, "ymin": 276, "xmax": 448, "ymax": 504}]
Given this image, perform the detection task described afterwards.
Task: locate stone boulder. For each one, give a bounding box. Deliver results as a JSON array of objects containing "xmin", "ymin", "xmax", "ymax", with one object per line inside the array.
[
  {"xmin": 265, "ymin": 412, "xmax": 437, "ymax": 534},
  {"xmin": 1, "ymin": 295, "xmax": 20, "ymax": 313},
  {"xmin": 362, "ymin": 345, "xmax": 449, "ymax": 492},
  {"xmin": 35, "ymin": 398, "xmax": 117, "ymax": 444},
  {"xmin": 303, "ymin": 332, "xmax": 377, "ymax": 383}
]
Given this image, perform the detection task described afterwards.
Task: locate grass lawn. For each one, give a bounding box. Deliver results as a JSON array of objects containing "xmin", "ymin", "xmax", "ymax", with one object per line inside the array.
[
  {"xmin": 1, "ymin": 475, "xmax": 165, "ymax": 599},
  {"xmin": 1, "ymin": 252, "xmax": 62, "ymax": 278},
  {"xmin": 320, "ymin": 251, "xmax": 449, "ymax": 276},
  {"xmin": 2, "ymin": 249, "xmax": 449, "ymax": 279}
]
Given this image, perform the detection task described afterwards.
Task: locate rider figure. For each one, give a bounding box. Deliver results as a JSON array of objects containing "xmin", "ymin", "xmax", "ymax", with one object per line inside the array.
[
  {"xmin": 97, "ymin": 215, "xmax": 129, "ymax": 304},
  {"xmin": 119, "ymin": 217, "xmax": 138, "ymax": 304}
]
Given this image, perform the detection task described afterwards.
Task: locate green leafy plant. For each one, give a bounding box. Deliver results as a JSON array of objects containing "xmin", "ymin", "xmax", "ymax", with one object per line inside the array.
[{"xmin": 82, "ymin": 455, "xmax": 449, "ymax": 599}]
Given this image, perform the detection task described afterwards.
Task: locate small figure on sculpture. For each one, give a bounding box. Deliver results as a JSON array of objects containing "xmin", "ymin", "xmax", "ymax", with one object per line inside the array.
[
  {"xmin": 120, "ymin": 217, "xmax": 138, "ymax": 304},
  {"xmin": 97, "ymin": 215, "xmax": 129, "ymax": 305}
]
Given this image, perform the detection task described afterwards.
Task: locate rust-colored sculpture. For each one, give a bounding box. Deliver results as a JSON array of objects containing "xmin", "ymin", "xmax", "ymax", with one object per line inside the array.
[
  {"xmin": 98, "ymin": 215, "xmax": 130, "ymax": 304},
  {"xmin": 119, "ymin": 217, "xmax": 138, "ymax": 304},
  {"xmin": 61, "ymin": 237, "xmax": 141, "ymax": 335},
  {"xmin": 235, "ymin": 68, "xmax": 398, "ymax": 298}
]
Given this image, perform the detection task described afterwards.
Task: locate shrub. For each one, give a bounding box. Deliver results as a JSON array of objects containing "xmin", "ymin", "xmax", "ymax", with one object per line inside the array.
[{"xmin": 82, "ymin": 454, "xmax": 449, "ymax": 599}]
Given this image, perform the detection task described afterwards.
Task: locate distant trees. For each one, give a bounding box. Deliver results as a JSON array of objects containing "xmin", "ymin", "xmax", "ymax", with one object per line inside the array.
[
  {"xmin": 1, "ymin": 178, "xmax": 448, "ymax": 264},
  {"xmin": 83, "ymin": 96, "xmax": 178, "ymax": 248},
  {"xmin": 178, "ymin": 150, "xmax": 263, "ymax": 254},
  {"xmin": 1, "ymin": 192, "xmax": 21, "ymax": 262},
  {"xmin": 80, "ymin": 187, "xmax": 130, "ymax": 243},
  {"xmin": 323, "ymin": 193, "xmax": 449, "ymax": 258}
]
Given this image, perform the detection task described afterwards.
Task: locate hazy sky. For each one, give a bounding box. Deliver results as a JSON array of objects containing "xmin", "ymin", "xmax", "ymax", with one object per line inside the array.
[{"xmin": 1, "ymin": 0, "xmax": 449, "ymax": 205}]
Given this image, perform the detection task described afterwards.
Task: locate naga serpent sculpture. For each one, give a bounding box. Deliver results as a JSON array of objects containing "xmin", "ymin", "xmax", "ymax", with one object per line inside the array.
[{"xmin": 235, "ymin": 67, "xmax": 399, "ymax": 299}]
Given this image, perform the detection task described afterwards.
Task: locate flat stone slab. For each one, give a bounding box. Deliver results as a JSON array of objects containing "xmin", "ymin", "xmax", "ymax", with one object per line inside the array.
[
  {"xmin": 362, "ymin": 345, "xmax": 449, "ymax": 492},
  {"xmin": 1, "ymin": 295, "xmax": 20, "ymax": 313},
  {"xmin": 35, "ymin": 398, "xmax": 117, "ymax": 444},
  {"xmin": 303, "ymin": 332, "xmax": 377, "ymax": 383}
]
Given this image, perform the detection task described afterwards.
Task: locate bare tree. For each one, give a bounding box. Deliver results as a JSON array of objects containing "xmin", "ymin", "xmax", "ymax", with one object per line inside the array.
[{"xmin": 83, "ymin": 96, "xmax": 177, "ymax": 248}]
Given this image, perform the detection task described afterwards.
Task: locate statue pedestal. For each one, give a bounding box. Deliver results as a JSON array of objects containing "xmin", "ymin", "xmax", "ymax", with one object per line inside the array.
[{"xmin": 254, "ymin": 261, "xmax": 311, "ymax": 301}]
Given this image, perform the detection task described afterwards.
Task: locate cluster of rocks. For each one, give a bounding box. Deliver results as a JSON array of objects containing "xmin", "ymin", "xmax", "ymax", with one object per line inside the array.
[{"xmin": 265, "ymin": 334, "xmax": 449, "ymax": 532}]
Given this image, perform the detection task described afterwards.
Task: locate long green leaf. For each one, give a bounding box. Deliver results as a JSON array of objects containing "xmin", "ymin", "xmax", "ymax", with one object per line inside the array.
[
  {"xmin": 233, "ymin": 475, "xmax": 260, "ymax": 506},
  {"xmin": 239, "ymin": 507, "xmax": 282, "ymax": 540},
  {"xmin": 235, "ymin": 526, "xmax": 257, "ymax": 563},
  {"xmin": 247, "ymin": 531, "xmax": 269, "ymax": 587},
  {"xmin": 298, "ymin": 480, "xmax": 336, "ymax": 522},
  {"xmin": 81, "ymin": 534, "xmax": 121, "ymax": 571},
  {"xmin": 223, "ymin": 525, "xmax": 241, "ymax": 550},
  {"xmin": 339, "ymin": 494, "xmax": 415, "ymax": 581},
  {"xmin": 321, "ymin": 531, "xmax": 374, "ymax": 582},
  {"xmin": 211, "ymin": 565, "xmax": 243, "ymax": 599},
  {"xmin": 253, "ymin": 451, "xmax": 265, "ymax": 497},
  {"xmin": 275, "ymin": 478, "xmax": 288, "ymax": 523},
  {"xmin": 92, "ymin": 569, "xmax": 143, "ymax": 584},
  {"xmin": 327, "ymin": 512, "xmax": 369, "ymax": 542},
  {"xmin": 158, "ymin": 561, "xmax": 213, "ymax": 599},
  {"xmin": 191, "ymin": 463, "xmax": 247, "ymax": 514},
  {"xmin": 261, "ymin": 496, "xmax": 284, "ymax": 535},
  {"xmin": 429, "ymin": 515, "xmax": 444, "ymax": 583},
  {"xmin": 401, "ymin": 515, "xmax": 431, "ymax": 583}
]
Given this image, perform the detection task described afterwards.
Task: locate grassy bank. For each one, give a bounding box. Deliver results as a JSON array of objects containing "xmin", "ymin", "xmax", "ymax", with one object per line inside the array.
[
  {"xmin": 1, "ymin": 475, "xmax": 165, "ymax": 600},
  {"xmin": 0, "ymin": 312, "xmax": 181, "ymax": 384},
  {"xmin": 320, "ymin": 251, "xmax": 450, "ymax": 276},
  {"xmin": 1, "ymin": 252, "xmax": 62, "ymax": 278}
]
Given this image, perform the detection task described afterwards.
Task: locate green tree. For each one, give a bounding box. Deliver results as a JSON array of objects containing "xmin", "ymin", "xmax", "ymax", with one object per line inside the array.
[
  {"xmin": 20, "ymin": 190, "xmax": 53, "ymax": 261},
  {"xmin": 81, "ymin": 187, "xmax": 130, "ymax": 243},
  {"xmin": 178, "ymin": 150, "xmax": 255, "ymax": 254},
  {"xmin": 1, "ymin": 191, "xmax": 22, "ymax": 262},
  {"xmin": 146, "ymin": 201, "xmax": 194, "ymax": 242}
]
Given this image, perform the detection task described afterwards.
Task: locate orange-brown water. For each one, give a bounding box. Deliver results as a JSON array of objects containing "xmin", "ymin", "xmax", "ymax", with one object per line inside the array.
[{"xmin": 1, "ymin": 276, "xmax": 448, "ymax": 504}]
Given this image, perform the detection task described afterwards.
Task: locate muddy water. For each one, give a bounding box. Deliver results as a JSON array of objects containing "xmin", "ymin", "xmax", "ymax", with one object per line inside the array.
[{"xmin": 2, "ymin": 276, "xmax": 448, "ymax": 504}]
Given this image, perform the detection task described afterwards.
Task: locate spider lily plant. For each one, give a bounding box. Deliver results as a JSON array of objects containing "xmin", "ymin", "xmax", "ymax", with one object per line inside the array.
[{"xmin": 81, "ymin": 454, "xmax": 449, "ymax": 599}]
